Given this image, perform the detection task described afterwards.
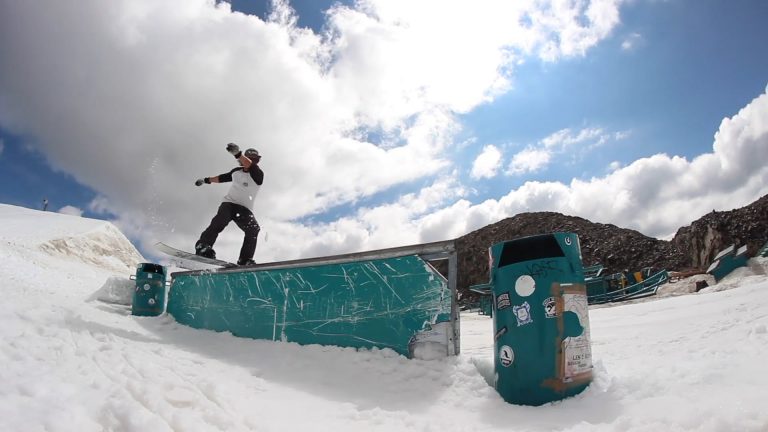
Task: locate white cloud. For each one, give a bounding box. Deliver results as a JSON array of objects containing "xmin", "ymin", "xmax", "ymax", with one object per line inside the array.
[
  {"xmin": 541, "ymin": 127, "xmax": 610, "ymax": 149},
  {"xmin": 58, "ymin": 205, "xmax": 83, "ymax": 217},
  {"xmin": 0, "ymin": 0, "xmax": 639, "ymax": 261},
  {"xmin": 506, "ymin": 127, "xmax": 626, "ymax": 175},
  {"xmin": 621, "ymin": 32, "xmax": 643, "ymax": 51},
  {"xmin": 0, "ymin": 138, "xmax": 4, "ymax": 157},
  {"xmin": 533, "ymin": 0, "xmax": 622, "ymax": 61},
  {"xmin": 268, "ymin": 175, "xmax": 469, "ymax": 260},
  {"xmin": 463, "ymin": 90, "xmax": 768, "ymax": 240},
  {"xmin": 470, "ymin": 145, "xmax": 502, "ymax": 179},
  {"xmin": 613, "ymin": 130, "xmax": 632, "ymax": 141},
  {"xmin": 507, "ymin": 148, "xmax": 552, "ymax": 175},
  {"xmin": 259, "ymin": 88, "xmax": 768, "ymax": 257}
]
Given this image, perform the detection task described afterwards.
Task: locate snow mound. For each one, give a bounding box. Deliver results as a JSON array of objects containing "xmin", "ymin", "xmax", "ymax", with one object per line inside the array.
[
  {"xmin": 87, "ymin": 276, "xmax": 135, "ymax": 305},
  {"xmin": 39, "ymin": 223, "xmax": 143, "ymax": 274},
  {"xmin": 0, "ymin": 204, "xmax": 144, "ymax": 273},
  {"xmin": 657, "ymin": 273, "xmax": 715, "ymax": 297}
]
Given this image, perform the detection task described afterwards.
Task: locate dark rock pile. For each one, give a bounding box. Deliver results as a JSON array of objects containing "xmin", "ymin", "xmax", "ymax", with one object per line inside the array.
[
  {"xmin": 453, "ymin": 194, "xmax": 768, "ymax": 300},
  {"xmin": 671, "ymin": 193, "xmax": 768, "ymax": 268}
]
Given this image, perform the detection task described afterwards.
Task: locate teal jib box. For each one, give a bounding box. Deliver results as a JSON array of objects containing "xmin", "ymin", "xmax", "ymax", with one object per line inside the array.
[
  {"xmin": 483, "ymin": 233, "xmax": 593, "ymax": 406},
  {"xmin": 131, "ymin": 263, "xmax": 167, "ymax": 317}
]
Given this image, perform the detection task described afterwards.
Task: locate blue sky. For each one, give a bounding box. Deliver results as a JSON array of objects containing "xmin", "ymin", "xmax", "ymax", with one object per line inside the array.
[
  {"xmin": 1, "ymin": 0, "xmax": 767, "ymax": 262},
  {"xmin": 458, "ymin": 0, "xmax": 768, "ymax": 185}
]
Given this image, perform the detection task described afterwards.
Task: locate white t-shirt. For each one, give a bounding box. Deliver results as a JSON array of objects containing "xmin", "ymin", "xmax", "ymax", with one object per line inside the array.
[{"xmin": 219, "ymin": 166, "xmax": 263, "ymax": 210}]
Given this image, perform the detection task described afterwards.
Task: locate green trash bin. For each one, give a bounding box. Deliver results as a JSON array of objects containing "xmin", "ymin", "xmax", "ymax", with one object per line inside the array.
[
  {"xmin": 487, "ymin": 233, "xmax": 593, "ymax": 406},
  {"xmin": 131, "ymin": 263, "xmax": 167, "ymax": 317}
]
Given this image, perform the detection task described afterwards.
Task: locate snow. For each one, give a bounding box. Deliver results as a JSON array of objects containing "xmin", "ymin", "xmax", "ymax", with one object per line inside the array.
[
  {"xmin": 1, "ymin": 204, "xmax": 767, "ymax": 432},
  {"xmin": 87, "ymin": 277, "xmax": 136, "ymax": 305}
]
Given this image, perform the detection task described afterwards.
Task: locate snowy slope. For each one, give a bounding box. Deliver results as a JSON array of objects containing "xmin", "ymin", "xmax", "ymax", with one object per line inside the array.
[
  {"xmin": 0, "ymin": 203, "xmax": 144, "ymax": 273},
  {"xmin": 0, "ymin": 203, "xmax": 767, "ymax": 432}
]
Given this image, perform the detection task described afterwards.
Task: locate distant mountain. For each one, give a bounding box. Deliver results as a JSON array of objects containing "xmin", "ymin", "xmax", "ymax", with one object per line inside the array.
[{"xmin": 455, "ymin": 194, "xmax": 768, "ymax": 297}]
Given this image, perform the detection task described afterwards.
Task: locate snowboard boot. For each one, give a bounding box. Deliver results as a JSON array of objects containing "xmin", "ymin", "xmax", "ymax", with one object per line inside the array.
[
  {"xmin": 237, "ymin": 258, "xmax": 256, "ymax": 266},
  {"xmin": 195, "ymin": 241, "xmax": 216, "ymax": 259}
]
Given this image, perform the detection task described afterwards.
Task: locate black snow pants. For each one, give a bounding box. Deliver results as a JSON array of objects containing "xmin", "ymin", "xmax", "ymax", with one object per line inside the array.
[{"xmin": 199, "ymin": 202, "xmax": 260, "ymax": 262}]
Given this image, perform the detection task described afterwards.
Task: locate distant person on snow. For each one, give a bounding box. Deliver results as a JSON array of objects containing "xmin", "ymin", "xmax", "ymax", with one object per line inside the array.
[{"xmin": 194, "ymin": 143, "xmax": 264, "ymax": 266}]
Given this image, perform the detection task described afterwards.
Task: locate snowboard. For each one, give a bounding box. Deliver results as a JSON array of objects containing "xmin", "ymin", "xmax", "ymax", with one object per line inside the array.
[{"xmin": 154, "ymin": 242, "xmax": 235, "ymax": 268}]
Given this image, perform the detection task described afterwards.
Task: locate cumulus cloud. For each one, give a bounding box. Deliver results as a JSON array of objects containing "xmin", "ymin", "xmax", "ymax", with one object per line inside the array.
[
  {"xmin": 533, "ymin": 0, "xmax": 622, "ymax": 61},
  {"xmin": 507, "ymin": 148, "xmax": 552, "ymax": 175},
  {"xmin": 252, "ymin": 88, "xmax": 768, "ymax": 256},
  {"xmin": 58, "ymin": 205, "xmax": 83, "ymax": 217},
  {"xmin": 506, "ymin": 127, "xmax": 626, "ymax": 175},
  {"xmin": 0, "ymin": 0, "xmax": 626, "ymax": 261},
  {"xmin": 470, "ymin": 145, "xmax": 502, "ymax": 179},
  {"xmin": 442, "ymin": 90, "xmax": 768, "ymax": 240},
  {"xmin": 267, "ymin": 175, "xmax": 470, "ymax": 260},
  {"xmin": 3, "ymin": 0, "xmax": 764, "ymax": 264}
]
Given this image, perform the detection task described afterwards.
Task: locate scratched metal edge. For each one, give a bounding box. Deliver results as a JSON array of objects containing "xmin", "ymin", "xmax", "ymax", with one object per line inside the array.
[{"xmin": 170, "ymin": 239, "xmax": 456, "ymax": 277}]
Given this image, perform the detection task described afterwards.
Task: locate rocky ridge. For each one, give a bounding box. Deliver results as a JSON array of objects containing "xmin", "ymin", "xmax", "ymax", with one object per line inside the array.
[{"xmin": 454, "ymin": 194, "xmax": 768, "ymax": 298}]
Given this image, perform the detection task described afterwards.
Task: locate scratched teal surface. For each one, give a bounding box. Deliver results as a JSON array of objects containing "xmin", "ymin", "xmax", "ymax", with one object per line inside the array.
[{"xmin": 167, "ymin": 255, "xmax": 450, "ymax": 356}]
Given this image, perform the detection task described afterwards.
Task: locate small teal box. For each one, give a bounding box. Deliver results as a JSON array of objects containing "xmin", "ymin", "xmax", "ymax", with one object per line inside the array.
[{"xmin": 131, "ymin": 263, "xmax": 167, "ymax": 317}]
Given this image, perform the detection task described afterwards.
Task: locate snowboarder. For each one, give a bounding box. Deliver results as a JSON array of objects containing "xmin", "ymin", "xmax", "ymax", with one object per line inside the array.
[{"xmin": 194, "ymin": 143, "xmax": 264, "ymax": 266}]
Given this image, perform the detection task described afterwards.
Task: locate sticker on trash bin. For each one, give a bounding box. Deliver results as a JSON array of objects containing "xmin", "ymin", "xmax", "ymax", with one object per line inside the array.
[
  {"xmin": 143, "ymin": 284, "xmax": 150, "ymax": 291},
  {"xmin": 515, "ymin": 275, "xmax": 536, "ymax": 297},
  {"xmin": 565, "ymin": 236, "xmax": 572, "ymax": 246},
  {"xmin": 512, "ymin": 302, "xmax": 533, "ymax": 326},
  {"xmin": 543, "ymin": 297, "xmax": 557, "ymax": 318},
  {"xmin": 494, "ymin": 326, "xmax": 508, "ymax": 341},
  {"xmin": 499, "ymin": 345, "xmax": 514, "ymax": 367},
  {"xmin": 496, "ymin": 292, "xmax": 511, "ymax": 310},
  {"xmin": 562, "ymin": 293, "xmax": 593, "ymax": 382}
]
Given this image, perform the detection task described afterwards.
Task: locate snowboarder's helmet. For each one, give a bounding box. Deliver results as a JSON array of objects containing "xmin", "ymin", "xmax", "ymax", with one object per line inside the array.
[{"xmin": 244, "ymin": 148, "xmax": 260, "ymax": 160}]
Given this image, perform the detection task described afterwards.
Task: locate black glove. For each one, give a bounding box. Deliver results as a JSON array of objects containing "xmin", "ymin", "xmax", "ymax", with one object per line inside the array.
[
  {"xmin": 226, "ymin": 143, "xmax": 242, "ymax": 159},
  {"xmin": 195, "ymin": 178, "xmax": 211, "ymax": 186}
]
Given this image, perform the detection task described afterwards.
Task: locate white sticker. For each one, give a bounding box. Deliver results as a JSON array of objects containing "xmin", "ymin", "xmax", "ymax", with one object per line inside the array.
[
  {"xmin": 499, "ymin": 345, "xmax": 514, "ymax": 367},
  {"xmin": 565, "ymin": 236, "xmax": 572, "ymax": 246},
  {"xmin": 543, "ymin": 297, "xmax": 557, "ymax": 318},
  {"xmin": 496, "ymin": 292, "xmax": 511, "ymax": 310},
  {"xmin": 512, "ymin": 302, "xmax": 533, "ymax": 327},
  {"xmin": 562, "ymin": 293, "xmax": 593, "ymax": 382},
  {"xmin": 515, "ymin": 275, "xmax": 536, "ymax": 297}
]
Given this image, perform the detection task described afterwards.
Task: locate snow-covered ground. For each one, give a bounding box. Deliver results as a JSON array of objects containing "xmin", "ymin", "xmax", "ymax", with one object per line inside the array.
[{"xmin": 1, "ymin": 204, "xmax": 766, "ymax": 432}]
